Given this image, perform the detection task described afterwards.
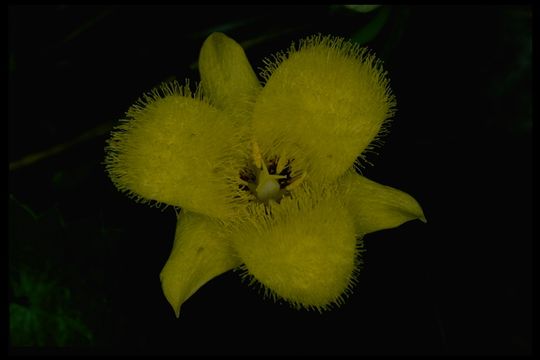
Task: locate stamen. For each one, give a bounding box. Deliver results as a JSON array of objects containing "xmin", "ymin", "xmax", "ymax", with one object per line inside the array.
[
  {"xmin": 251, "ymin": 140, "xmax": 263, "ymax": 170},
  {"xmin": 276, "ymin": 151, "xmax": 288, "ymax": 174},
  {"xmin": 242, "ymin": 140, "xmax": 305, "ymax": 203},
  {"xmin": 285, "ymin": 172, "xmax": 307, "ymax": 191},
  {"xmin": 238, "ymin": 178, "xmax": 251, "ymax": 186}
]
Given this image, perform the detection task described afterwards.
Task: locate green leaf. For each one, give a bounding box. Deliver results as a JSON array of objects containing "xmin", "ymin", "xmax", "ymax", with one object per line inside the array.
[{"xmin": 351, "ymin": 6, "xmax": 391, "ymax": 46}]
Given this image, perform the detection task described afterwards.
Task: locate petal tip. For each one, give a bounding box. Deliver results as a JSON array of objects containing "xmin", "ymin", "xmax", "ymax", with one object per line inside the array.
[
  {"xmin": 199, "ymin": 31, "xmax": 260, "ymax": 114},
  {"xmin": 160, "ymin": 272, "xmax": 185, "ymax": 319},
  {"xmin": 207, "ymin": 31, "xmax": 228, "ymax": 41},
  {"xmin": 342, "ymin": 173, "xmax": 427, "ymax": 234},
  {"xmin": 408, "ymin": 197, "xmax": 427, "ymax": 224},
  {"xmin": 173, "ymin": 305, "xmax": 181, "ymax": 319},
  {"xmin": 411, "ymin": 201, "xmax": 427, "ymax": 223},
  {"xmin": 201, "ymin": 32, "xmax": 234, "ymax": 55}
]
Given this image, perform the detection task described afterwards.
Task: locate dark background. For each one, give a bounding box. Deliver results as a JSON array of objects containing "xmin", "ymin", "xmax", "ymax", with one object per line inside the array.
[{"xmin": 8, "ymin": 5, "xmax": 532, "ymax": 355}]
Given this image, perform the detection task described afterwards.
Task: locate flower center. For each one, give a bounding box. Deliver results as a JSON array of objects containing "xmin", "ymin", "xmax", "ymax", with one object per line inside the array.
[
  {"xmin": 254, "ymin": 163, "xmax": 284, "ymax": 202},
  {"xmin": 239, "ymin": 141, "xmax": 306, "ymax": 203}
]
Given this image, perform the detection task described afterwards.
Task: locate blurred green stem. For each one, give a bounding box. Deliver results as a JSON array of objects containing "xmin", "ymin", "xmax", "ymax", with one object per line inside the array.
[{"xmin": 9, "ymin": 122, "xmax": 113, "ymax": 172}]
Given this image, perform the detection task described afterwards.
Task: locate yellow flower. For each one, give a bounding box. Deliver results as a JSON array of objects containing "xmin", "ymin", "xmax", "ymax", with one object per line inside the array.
[{"xmin": 105, "ymin": 32, "xmax": 426, "ymax": 317}]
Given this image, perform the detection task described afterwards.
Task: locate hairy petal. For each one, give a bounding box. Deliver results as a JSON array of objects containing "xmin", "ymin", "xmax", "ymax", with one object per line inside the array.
[
  {"xmin": 253, "ymin": 34, "xmax": 396, "ymax": 184},
  {"xmin": 339, "ymin": 171, "xmax": 426, "ymax": 235},
  {"xmin": 199, "ymin": 32, "xmax": 261, "ymax": 120},
  {"xmin": 105, "ymin": 82, "xmax": 250, "ymax": 219},
  {"xmin": 232, "ymin": 185, "xmax": 360, "ymax": 311},
  {"xmin": 160, "ymin": 211, "xmax": 241, "ymax": 317}
]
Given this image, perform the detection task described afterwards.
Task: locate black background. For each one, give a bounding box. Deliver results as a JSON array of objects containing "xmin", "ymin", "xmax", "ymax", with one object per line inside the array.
[{"xmin": 8, "ymin": 5, "xmax": 532, "ymax": 355}]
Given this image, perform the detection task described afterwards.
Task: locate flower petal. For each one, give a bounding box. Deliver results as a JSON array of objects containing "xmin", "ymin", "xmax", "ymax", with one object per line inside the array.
[
  {"xmin": 252, "ymin": 34, "xmax": 396, "ymax": 184},
  {"xmin": 339, "ymin": 171, "xmax": 426, "ymax": 235},
  {"xmin": 160, "ymin": 210, "xmax": 241, "ymax": 317},
  {"xmin": 231, "ymin": 185, "xmax": 360, "ymax": 311},
  {"xmin": 199, "ymin": 32, "xmax": 261, "ymax": 117},
  {"xmin": 105, "ymin": 82, "xmax": 250, "ymax": 219}
]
